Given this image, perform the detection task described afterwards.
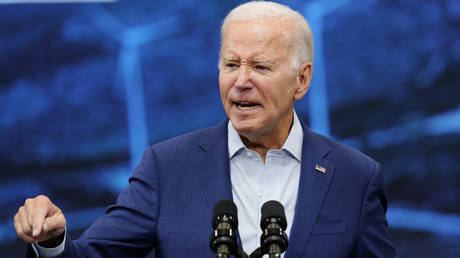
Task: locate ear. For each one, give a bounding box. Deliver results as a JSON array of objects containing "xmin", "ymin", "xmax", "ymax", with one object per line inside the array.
[{"xmin": 294, "ymin": 62, "xmax": 312, "ymax": 101}]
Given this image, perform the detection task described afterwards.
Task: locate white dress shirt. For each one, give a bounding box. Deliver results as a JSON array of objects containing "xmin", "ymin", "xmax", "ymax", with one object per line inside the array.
[{"xmin": 228, "ymin": 111, "xmax": 303, "ymax": 257}]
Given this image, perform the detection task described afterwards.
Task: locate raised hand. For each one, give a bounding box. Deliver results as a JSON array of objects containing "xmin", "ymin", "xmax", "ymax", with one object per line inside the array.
[{"xmin": 14, "ymin": 195, "xmax": 66, "ymax": 244}]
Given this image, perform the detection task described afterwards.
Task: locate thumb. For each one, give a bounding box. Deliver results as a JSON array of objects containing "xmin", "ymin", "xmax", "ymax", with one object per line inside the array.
[{"xmin": 43, "ymin": 211, "xmax": 66, "ymax": 235}]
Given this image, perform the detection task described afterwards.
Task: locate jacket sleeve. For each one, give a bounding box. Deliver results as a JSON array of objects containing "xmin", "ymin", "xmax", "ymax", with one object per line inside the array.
[
  {"xmin": 47, "ymin": 147, "xmax": 159, "ymax": 258},
  {"xmin": 354, "ymin": 162, "xmax": 397, "ymax": 258}
]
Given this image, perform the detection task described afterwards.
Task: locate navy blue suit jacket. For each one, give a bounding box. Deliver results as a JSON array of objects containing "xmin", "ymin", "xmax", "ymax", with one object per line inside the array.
[{"xmin": 28, "ymin": 119, "xmax": 396, "ymax": 257}]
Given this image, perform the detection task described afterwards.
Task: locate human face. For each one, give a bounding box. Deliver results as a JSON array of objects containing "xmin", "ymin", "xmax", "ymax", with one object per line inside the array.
[{"xmin": 219, "ymin": 19, "xmax": 311, "ymax": 144}]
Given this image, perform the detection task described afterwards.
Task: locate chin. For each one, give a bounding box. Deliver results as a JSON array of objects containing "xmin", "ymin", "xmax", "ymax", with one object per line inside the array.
[{"xmin": 230, "ymin": 118, "xmax": 262, "ymax": 135}]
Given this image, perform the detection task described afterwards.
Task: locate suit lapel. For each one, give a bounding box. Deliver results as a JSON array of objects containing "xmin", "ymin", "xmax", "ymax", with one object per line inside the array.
[
  {"xmin": 192, "ymin": 119, "xmax": 249, "ymax": 251},
  {"xmin": 285, "ymin": 122, "xmax": 335, "ymax": 258},
  {"xmin": 193, "ymin": 120, "xmax": 233, "ymax": 211}
]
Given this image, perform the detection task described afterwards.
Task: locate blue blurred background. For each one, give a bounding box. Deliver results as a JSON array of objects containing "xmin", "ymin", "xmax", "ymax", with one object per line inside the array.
[{"xmin": 1, "ymin": 0, "xmax": 459, "ymax": 257}]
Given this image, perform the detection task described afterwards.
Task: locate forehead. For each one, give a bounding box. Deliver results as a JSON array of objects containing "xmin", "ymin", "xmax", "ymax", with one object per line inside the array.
[{"xmin": 221, "ymin": 19, "xmax": 293, "ymax": 60}]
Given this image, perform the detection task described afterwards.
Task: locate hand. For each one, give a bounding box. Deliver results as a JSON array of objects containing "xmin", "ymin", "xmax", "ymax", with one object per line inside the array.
[{"xmin": 14, "ymin": 195, "xmax": 66, "ymax": 244}]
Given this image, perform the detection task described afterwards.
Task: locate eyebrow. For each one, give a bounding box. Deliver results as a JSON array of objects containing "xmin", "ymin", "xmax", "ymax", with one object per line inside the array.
[
  {"xmin": 222, "ymin": 57, "xmax": 240, "ymax": 63},
  {"xmin": 222, "ymin": 57, "xmax": 274, "ymax": 66},
  {"xmin": 252, "ymin": 60, "xmax": 273, "ymax": 65}
]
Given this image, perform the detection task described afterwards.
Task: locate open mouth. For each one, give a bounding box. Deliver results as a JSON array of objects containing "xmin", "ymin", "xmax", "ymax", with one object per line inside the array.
[{"xmin": 233, "ymin": 101, "xmax": 261, "ymax": 111}]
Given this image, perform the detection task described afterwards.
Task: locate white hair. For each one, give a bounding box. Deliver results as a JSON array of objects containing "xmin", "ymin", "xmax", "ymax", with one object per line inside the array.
[{"xmin": 220, "ymin": 1, "xmax": 314, "ymax": 69}]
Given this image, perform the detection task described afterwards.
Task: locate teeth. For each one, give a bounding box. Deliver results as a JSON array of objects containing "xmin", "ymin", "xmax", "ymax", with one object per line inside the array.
[
  {"xmin": 235, "ymin": 102, "xmax": 260, "ymax": 111},
  {"xmin": 238, "ymin": 105, "xmax": 259, "ymax": 111}
]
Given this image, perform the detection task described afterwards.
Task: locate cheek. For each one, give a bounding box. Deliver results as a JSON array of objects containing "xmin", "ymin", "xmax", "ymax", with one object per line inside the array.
[
  {"xmin": 219, "ymin": 84, "xmax": 231, "ymax": 111},
  {"xmin": 219, "ymin": 75, "xmax": 234, "ymax": 98},
  {"xmin": 218, "ymin": 75, "xmax": 226, "ymax": 96},
  {"xmin": 267, "ymin": 85, "xmax": 295, "ymax": 108}
]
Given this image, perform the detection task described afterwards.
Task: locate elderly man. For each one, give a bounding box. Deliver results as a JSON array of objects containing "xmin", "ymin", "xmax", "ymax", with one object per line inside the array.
[{"xmin": 14, "ymin": 1, "xmax": 396, "ymax": 257}]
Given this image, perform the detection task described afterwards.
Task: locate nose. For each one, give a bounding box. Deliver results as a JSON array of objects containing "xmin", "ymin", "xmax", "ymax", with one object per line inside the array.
[{"xmin": 234, "ymin": 65, "xmax": 254, "ymax": 91}]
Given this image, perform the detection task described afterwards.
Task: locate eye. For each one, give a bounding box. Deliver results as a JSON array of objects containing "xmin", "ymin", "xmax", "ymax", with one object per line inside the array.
[
  {"xmin": 255, "ymin": 65, "xmax": 269, "ymax": 72},
  {"xmin": 224, "ymin": 62, "xmax": 239, "ymax": 70}
]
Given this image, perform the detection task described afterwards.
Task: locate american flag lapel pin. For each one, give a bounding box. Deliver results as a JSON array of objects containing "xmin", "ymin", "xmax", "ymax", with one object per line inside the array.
[{"xmin": 315, "ymin": 164, "xmax": 326, "ymax": 174}]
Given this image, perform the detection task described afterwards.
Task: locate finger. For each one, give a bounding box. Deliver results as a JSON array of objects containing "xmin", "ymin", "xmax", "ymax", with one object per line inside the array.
[
  {"xmin": 31, "ymin": 211, "xmax": 46, "ymax": 238},
  {"xmin": 18, "ymin": 207, "xmax": 33, "ymax": 236},
  {"xmin": 14, "ymin": 214, "xmax": 37, "ymax": 243},
  {"xmin": 31, "ymin": 198, "xmax": 51, "ymax": 238},
  {"xmin": 24, "ymin": 198, "xmax": 34, "ymax": 225}
]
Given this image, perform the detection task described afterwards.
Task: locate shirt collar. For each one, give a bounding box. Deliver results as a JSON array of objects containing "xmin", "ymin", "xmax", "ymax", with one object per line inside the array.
[
  {"xmin": 227, "ymin": 111, "xmax": 303, "ymax": 161},
  {"xmin": 282, "ymin": 111, "xmax": 303, "ymax": 161},
  {"xmin": 228, "ymin": 119, "xmax": 246, "ymax": 159}
]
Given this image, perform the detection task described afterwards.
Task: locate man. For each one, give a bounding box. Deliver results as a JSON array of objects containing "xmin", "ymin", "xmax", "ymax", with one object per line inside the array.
[{"xmin": 14, "ymin": 1, "xmax": 396, "ymax": 257}]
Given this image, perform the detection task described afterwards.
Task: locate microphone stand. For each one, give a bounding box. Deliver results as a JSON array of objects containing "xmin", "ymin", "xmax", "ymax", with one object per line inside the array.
[
  {"xmin": 268, "ymin": 244, "xmax": 282, "ymax": 258},
  {"xmin": 217, "ymin": 244, "xmax": 230, "ymax": 258},
  {"xmin": 249, "ymin": 247, "xmax": 263, "ymax": 258},
  {"xmin": 249, "ymin": 244, "xmax": 283, "ymax": 258},
  {"xmin": 235, "ymin": 248, "xmax": 249, "ymax": 258}
]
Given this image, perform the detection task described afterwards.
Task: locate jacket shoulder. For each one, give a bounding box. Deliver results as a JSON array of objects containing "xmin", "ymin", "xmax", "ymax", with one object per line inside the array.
[
  {"xmin": 313, "ymin": 131, "xmax": 380, "ymax": 178},
  {"xmin": 148, "ymin": 119, "xmax": 227, "ymax": 157}
]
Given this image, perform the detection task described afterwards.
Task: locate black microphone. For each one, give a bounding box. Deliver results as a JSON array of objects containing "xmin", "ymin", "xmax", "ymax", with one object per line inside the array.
[
  {"xmin": 260, "ymin": 200, "xmax": 288, "ymax": 258},
  {"xmin": 210, "ymin": 200, "xmax": 239, "ymax": 258}
]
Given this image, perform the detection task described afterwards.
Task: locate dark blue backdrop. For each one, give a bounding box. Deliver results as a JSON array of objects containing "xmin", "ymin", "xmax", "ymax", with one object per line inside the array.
[{"xmin": 1, "ymin": 0, "xmax": 460, "ymax": 257}]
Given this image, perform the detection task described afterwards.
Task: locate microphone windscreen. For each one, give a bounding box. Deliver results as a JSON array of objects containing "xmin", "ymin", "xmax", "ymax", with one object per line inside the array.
[
  {"xmin": 261, "ymin": 200, "xmax": 287, "ymax": 230},
  {"xmin": 212, "ymin": 199, "xmax": 238, "ymax": 228}
]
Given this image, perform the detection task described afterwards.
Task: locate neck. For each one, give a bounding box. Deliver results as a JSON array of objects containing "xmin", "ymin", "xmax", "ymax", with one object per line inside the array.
[{"xmin": 239, "ymin": 115, "xmax": 294, "ymax": 163}]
